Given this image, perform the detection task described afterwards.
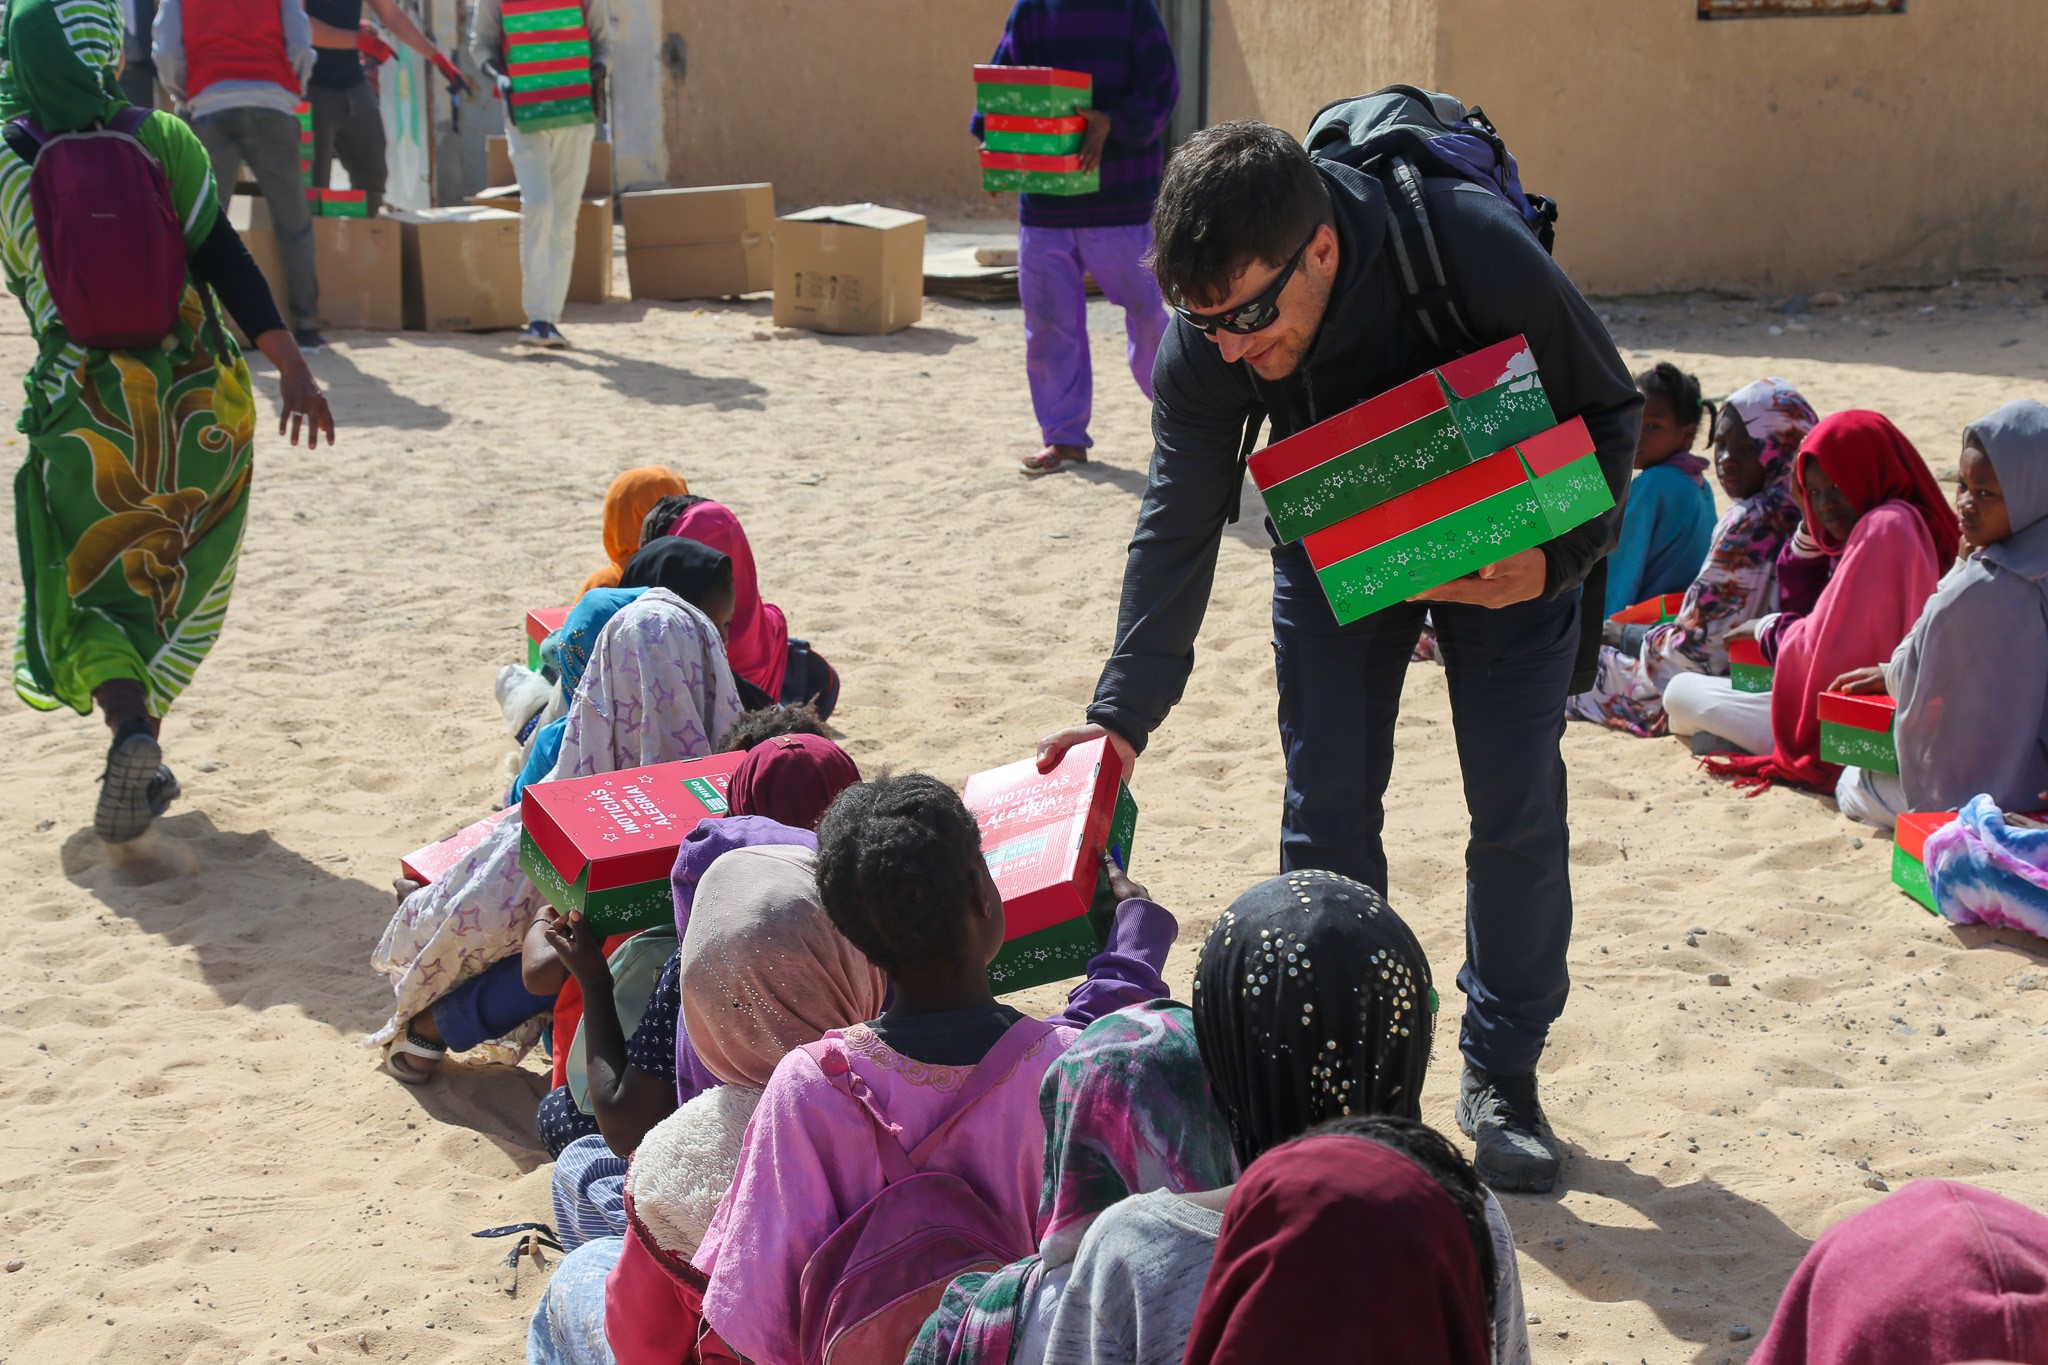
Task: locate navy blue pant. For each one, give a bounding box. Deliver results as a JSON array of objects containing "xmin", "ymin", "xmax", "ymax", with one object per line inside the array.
[
  {"xmin": 432, "ymin": 955, "xmax": 557, "ymax": 1053},
  {"xmin": 1271, "ymin": 541, "xmax": 1577, "ymax": 1075}
]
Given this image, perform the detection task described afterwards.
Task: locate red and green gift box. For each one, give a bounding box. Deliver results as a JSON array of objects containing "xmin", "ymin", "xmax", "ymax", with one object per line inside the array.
[
  {"xmin": 965, "ymin": 735, "xmax": 1136, "ymax": 993},
  {"xmin": 975, "ymin": 66, "xmax": 1097, "ymax": 195},
  {"xmin": 502, "ymin": 0, "xmax": 596, "ymax": 132},
  {"xmin": 1298, "ymin": 416, "xmax": 1611, "ymax": 626},
  {"xmin": 402, "ymin": 807, "xmax": 515, "ymax": 885},
  {"xmin": 1728, "ymin": 637, "xmax": 1773, "ymax": 693},
  {"xmin": 519, "ymin": 751, "xmax": 747, "ymax": 934},
  {"xmin": 1818, "ymin": 691, "xmax": 1898, "ymax": 774},
  {"xmin": 1611, "ymin": 592, "xmax": 1686, "ymax": 626},
  {"xmin": 1892, "ymin": 810, "xmax": 1954, "ymax": 913},
  {"xmin": 307, "ymin": 187, "xmax": 369, "ymax": 218},
  {"xmin": 296, "ymin": 100, "xmax": 313, "ymax": 188},
  {"xmin": 1251, "ymin": 337, "xmax": 1559, "ymax": 544},
  {"xmin": 526, "ymin": 605, "xmax": 570, "ymax": 671}
]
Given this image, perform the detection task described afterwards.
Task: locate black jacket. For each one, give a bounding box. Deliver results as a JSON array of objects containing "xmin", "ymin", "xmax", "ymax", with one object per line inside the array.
[{"xmin": 1086, "ymin": 160, "xmax": 1643, "ymax": 752}]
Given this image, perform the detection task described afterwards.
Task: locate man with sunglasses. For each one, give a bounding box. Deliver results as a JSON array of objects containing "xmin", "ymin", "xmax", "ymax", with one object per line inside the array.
[{"xmin": 1037, "ymin": 119, "xmax": 1641, "ymax": 1194}]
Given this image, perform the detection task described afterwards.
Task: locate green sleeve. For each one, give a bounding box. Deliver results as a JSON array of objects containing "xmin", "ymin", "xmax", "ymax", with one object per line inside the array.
[{"xmin": 139, "ymin": 109, "xmax": 223, "ymax": 250}]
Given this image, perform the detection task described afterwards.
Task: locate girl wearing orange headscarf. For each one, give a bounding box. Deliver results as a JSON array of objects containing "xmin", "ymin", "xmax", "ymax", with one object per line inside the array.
[{"xmin": 579, "ymin": 467, "xmax": 689, "ymax": 596}]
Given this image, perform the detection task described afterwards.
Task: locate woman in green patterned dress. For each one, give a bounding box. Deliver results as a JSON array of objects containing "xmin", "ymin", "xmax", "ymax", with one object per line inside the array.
[{"xmin": 2, "ymin": 0, "xmax": 333, "ymax": 841}]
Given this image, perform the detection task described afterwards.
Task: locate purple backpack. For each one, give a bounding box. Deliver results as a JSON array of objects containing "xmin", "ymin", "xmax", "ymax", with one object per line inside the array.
[
  {"xmin": 796, "ymin": 1018, "xmax": 1054, "ymax": 1365},
  {"xmin": 4, "ymin": 107, "xmax": 189, "ymax": 349}
]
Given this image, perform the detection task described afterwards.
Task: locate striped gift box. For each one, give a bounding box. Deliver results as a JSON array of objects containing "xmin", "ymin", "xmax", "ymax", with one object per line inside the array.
[{"xmin": 502, "ymin": 0, "xmax": 595, "ymax": 131}]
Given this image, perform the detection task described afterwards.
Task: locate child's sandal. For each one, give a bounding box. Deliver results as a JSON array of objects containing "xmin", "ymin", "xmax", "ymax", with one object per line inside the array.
[{"xmin": 382, "ymin": 1025, "xmax": 446, "ymax": 1085}]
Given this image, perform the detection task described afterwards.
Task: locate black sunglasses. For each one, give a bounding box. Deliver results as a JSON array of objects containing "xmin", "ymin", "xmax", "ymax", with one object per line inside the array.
[{"xmin": 1173, "ymin": 228, "xmax": 1319, "ymax": 336}]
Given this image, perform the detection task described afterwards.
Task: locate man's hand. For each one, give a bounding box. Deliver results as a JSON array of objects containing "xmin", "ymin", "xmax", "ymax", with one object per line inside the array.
[
  {"xmin": 1037, "ymin": 722, "xmax": 1138, "ymax": 778},
  {"xmin": 1077, "ymin": 108, "xmax": 1112, "ymax": 173},
  {"xmin": 1828, "ymin": 664, "xmax": 1889, "ymax": 696},
  {"xmin": 430, "ymin": 49, "xmax": 470, "ymax": 96},
  {"xmin": 1411, "ymin": 547, "xmax": 1547, "ymax": 609},
  {"xmin": 543, "ymin": 909, "xmax": 611, "ymax": 987}
]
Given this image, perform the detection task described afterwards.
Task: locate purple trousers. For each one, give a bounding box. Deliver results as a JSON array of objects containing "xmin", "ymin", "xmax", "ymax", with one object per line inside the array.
[{"xmin": 1018, "ymin": 222, "xmax": 1168, "ymax": 449}]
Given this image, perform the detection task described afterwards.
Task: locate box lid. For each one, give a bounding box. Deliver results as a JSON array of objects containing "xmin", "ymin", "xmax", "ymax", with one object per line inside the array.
[
  {"xmin": 972, "ymin": 65, "xmax": 1091, "ymax": 88},
  {"xmin": 1301, "ymin": 447, "xmax": 1527, "ymax": 570},
  {"xmin": 1435, "ymin": 335, "xmax": 1537, "ymax": 400},
  {"xmin": 983, "ymin": 114, "xmax": 1087, "ymax": 134},
  {"xmin": 1250, "ymin": 372, "xmax": 1448, "ymax": 491},
  {"xmin": 527, "ymin": 605, "xmax": 569, "ymax": 644},
  {"xmin": 1514, "ymin": 416, "xmax": 1596, "ymax": 479},
  {"xmin": 401, "ymin": 808, "xmax": 514, "ymax": 884},
  {"xmin": 779, "ymin": 202, "xmax": 926, "ymax": 233},
  {"xmin": 1817, "ymin": 690, "xmax": 1897, "ymax": 732},
  {"xmin": 1895, "ymin": 810, "xmax": 1958, "ymax": 862},
  {"xmin": 978, "ymin": 151, "xmax": 1085, "ymax": 172},
  {"xmin": 390, "ymin": 206, "xmax": 521, "ymax": 225},
  {"xmin": 964, "ymin": 737, "xmax": 1127, "ymax": 934},
  {"xmin": 521, "ymin": 751, "xmax": 749, "ymax": 890},
  {"xmin": 1728, "ymin": 637, "xmax": 1768, "ymax": 668}
]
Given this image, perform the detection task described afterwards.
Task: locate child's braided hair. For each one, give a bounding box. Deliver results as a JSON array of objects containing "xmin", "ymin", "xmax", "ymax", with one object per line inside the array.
[
  {"xmin": 816, "ymin": 773, "xmax": 985, "ymax": 977},
  {"xmin": 1634, "ymin": 361, "xmax": 1715, "ymax": 444}
]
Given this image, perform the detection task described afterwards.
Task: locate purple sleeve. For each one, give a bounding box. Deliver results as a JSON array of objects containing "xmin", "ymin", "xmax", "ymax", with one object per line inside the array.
[
  {"xmin": 1101, "ymin": 0, "xmax": 1179, "ymax": 152},
  {"xmin": 968, "ymin": 18, "xmax": 1017, "ymax": 138},
  {"xmin": 1044, "ymin": 897, "xmax": 1178, "ymax": 1029},
  {"xmin": 1774, "ymin": 537, "xmax": 1832, "ymax": 620}
]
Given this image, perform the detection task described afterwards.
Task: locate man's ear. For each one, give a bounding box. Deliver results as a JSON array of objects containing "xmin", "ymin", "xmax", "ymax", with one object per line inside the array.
[{"xmin": 1309, "ymin": 221, "xmax": 1340, "ymax": 277}]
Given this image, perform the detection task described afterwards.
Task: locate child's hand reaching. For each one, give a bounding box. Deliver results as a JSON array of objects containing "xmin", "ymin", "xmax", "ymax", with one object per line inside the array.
[
  {"xmin": 1828, "ymin": 665, "xmax": 1890, "ymax": 696},
  {"xmin": 543, "ymin": 910, "xmax": 611, "ymax": 987},
  {"xmin": 1100, "ymin": 849, "xmax": 1151, "ymax": 905}
]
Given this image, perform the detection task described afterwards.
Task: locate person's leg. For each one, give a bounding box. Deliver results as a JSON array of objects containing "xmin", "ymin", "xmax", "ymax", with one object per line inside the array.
[
  {"xmin": 1835, "ymin": 766, "xmax": 1907, "ymax": 832},
  {"xmin": 507, "ymin": 122, "xmax": 592, "ymax": 328},
  {"xmin": 1433, "ymin": 590, "xmax": 1579, "ymax": 1193},
  {"xmin": 1270, "ymin": 541, "xmax": 1424, "ymax": 889},
  {"xmin": 190, "ymin": 112, "xmax": 245, "ymax": 206},
  {"xmin": 1015, "ymin": 222, "xmax": 1092, "ymax": 461},
  {"xmin": 1663, "ymin": 673, "xmax": 1774, "ymax": 753},
  {"xmin": 331, "ymin": 83, "xmax": 389, "ymax": 216},
  {"xmin": 237, "ymin": 107, "xmax": 320, "ymax": 330},
  {"xmin": 1076, "ymin": 222, "xmax": 1168, "ymax": 401},
  {"xmin": 551, "ymin": 1133, "xmax": 631, "ymax": 1251},
  {"xmin": 428, "ymin": 954, "xmax": 558, "ymax": 1052},
  {"xmin": 526, "ymin": 1236, "xmax": 625, "ymax": 1365},
  {"xmin": 307, "ymin": 84, "xmax": 342, "ymax": 191}
]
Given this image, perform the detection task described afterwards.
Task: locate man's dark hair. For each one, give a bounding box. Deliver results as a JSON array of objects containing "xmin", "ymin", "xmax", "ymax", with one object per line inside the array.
[
  {"xmin": 1302, "ymin": 1114, "xmax": 1498, "ymax": 1318},
  {"xmin": 1150, "ymin": 120, "xmax": 1332, "ymax": 309},
  {"xmin": 815, "ymin": 774, "xmax": 986, "ymax": 977},
  {"xmin": 715, "ymin": 702, "xmax": 827, "ymax": 753}
]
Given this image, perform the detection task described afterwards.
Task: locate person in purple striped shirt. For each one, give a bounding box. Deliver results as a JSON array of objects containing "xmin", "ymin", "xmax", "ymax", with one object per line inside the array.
[{"xmin": 973, "ymin": 0, "xmax": 1180, "ymax": 477}]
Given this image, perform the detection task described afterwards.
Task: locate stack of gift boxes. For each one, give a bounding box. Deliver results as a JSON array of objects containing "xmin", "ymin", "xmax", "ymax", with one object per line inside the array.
[
  {"xmin": 1248, "ymin": 336, "xmax": 1614, "ymax": 625},
  {"xmin": 296, "ymin": 100, "xmax": 313, "ymax": 190},
  {"xmin": 502, "ymin": 0, "xmax": 598, "ymax": 132},
  {"xmin": 974, "ymin": 65, "xmax": 1098, "ymax": 196}
]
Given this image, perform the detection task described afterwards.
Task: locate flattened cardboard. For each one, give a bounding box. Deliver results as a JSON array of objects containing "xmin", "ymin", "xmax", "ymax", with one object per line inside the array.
[
  {"xmin": 391, "ymin": 207, "xmax": 525, "ymax": 332},
  {"xmin": 621, "ymin": 184, "xmax": 775, "ymax": 301},
  {"xmin": 773, "ymin": 203, "xmax": 926, "ymax": 336}
]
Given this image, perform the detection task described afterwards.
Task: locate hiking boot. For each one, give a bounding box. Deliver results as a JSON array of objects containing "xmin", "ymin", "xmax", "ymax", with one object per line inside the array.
[
  {"xmin": 95, "ymin": 720, "xmax": 162, "ymax": 843},
  {"xmin": 1457, "ymin": 1062, "xmax": 1563, "ymax": 1194}
]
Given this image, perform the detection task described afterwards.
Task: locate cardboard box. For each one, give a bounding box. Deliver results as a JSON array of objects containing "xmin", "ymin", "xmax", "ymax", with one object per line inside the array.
[
  {"xmin": 402, "ymin": 808, "xmax": 516, "ymax": 886},
  {"xmin": 973, "ymin": 64, "xmax": 1090, "ymax": 119},
  {"xmin": 1892, "ymin": 810, "xmax": 1956, "ymax": 914},
  {"xmin": 1611, "ymin": 592, "xmax": 1687, "ymax": 626},
  {"xmin": 1252, "ymin": 336, "xmax": 1555, "ymax": 544},
  {"xmin": 233, "ymin": 210, "xmax": 404, "ymax": 333},
  {"xmin": 982, "ymin": 113, "xmax": 1085, "ymax": 156},
  {"xmin": 964, "ymin": 735, "xmax": 1129, "ymax": 944},
  {"xmin": 1819, "ymin": 691, "xmax": 1899, "ymax": 774},
  {"xmin": 488, "ymin": 134, "xmax": 612, "ymax": 198},
  {"xmin": 979, "ymin": 150, "xmax": 1099, "ymax": 196},
  {"xmin": 526, "ymin": 605, "xmax": 570, "ymax": 670},
  {"xmin": 390, "ymin": 207, "xmax": 525, "ymax": 332},
  {"xmin": 1301, "ymin": 416, "xmax": 1609, "ymax": 626},
  {"xmin": 773, "ymin": 203, "xmax": 926, "ymax": 336},
  {"xmin": 470, "ymin": 186, "xmax": 614, "ymax": 305},
  {"xmin": 1728, "ymin": 637, "xmax": 1773, "ymax": 693},
  {"xmin": 987, "ymin": 782, "xmax": 1137, "ymax": 993},
  {"xmin": 621, "ymin": 184, "xmax": 774, "ymax": 301},
  {"xmin": 519, "ymin": 752, "xmax": 749, "ymax": 933}
]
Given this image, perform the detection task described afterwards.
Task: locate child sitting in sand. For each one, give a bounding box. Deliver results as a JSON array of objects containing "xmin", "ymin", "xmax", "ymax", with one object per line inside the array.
[
  {"xmin": 579, "ymin": 467, "xmax": 690, "ymax": 597},
  {"xmin": 1042, "ymin": 870, "xmax": 1529, "ymax": 1365},
  {"xmin": 1669, "ymin": 411, "xmax": 1959, "ymax": 791},
  {"xmin": 1604, "ymin": 362, "xmax": 1718, "ymax": 617},
  {"xmin": 1569, "ymin": 379, "xmax": 1817, "ymax": 736},
  {"xmin": 1831, "ymin": 400, "xmax": 2048, "ymax": 830},
  {"xmin": 691, "ymin": 773, "xmax": 1178, "ymax": 1365}
]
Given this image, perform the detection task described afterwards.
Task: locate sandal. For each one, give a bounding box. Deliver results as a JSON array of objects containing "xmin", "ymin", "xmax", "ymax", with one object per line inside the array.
[
  {"xmin": 1019, "ymin": 445, "xmax": 1089, "ymax": 476},
  {"xmin": 383, "ymin": 1024, "xmax": 446, "ymax": 1085}
]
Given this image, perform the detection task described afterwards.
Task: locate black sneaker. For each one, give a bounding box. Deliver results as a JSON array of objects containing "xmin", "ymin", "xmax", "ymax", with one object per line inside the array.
[
  {"xmin": 539, "ymin": 321, "xmax": 570, "ymax": 349},
  {"xmin": 1456, "ymin": 1062, "xmax": 1563, "ymax": 1194},
  {"xmin": 293, "ymin": 328, "xmax": 328, "ymax": 355},
  {"xmin": 95, "ymin": 720, "xmax": 162, "ymax": 843}
]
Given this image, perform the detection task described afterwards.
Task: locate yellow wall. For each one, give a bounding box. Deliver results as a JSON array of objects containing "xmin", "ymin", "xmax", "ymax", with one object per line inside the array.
[
  {"xmin": 659, "ymin": 0, "xmax": 1014, "ymax": 213},
  {"xmin": 1209, "ymin": 0, "xmax": 2048, "ymax": 294}
]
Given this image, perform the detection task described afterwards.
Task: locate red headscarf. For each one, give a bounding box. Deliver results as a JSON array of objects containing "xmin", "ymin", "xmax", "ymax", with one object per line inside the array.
[
  {"xmin": 727, "ymin": 734, "xmax": 860, "ymax": 831},
  {"xmin": 668, "ymin": 501, "xmax": 790, "ymax": 699},
  {"xmin": 1749, "ymin": 1180, "xmax": 2048, "ymax": 1365},
  {"xmin": 1706, "ymin": 412, "xmax": 1953, "ymax": 792},
  {"xmin": 1796, "ymin": 410, "xmax": 1960, "ymax": 571},
  {"xmin": 1182, "ymin": 1135, "xmax": 1491, "ymax": 1365}
]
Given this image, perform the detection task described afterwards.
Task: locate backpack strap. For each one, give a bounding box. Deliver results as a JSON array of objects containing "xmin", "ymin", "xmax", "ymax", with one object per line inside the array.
[
  {"xmin": 1377, "ymin": 154, "xmax": 1478, "ymax": 356},
  {"xmin": 1225, "ymin": 399, "xmax": 1265, "ymax": 527},
  {"xmin": 905, "ymin": 1017, "xmax": 1058, "ymax": 1168},
  {"xmin": 108, "ymin": 106, "xmax": 153, "ymax": 137},
  {"xmin": 808, "ymin": 1040, "xmax": 921, "ymax": 1186}
]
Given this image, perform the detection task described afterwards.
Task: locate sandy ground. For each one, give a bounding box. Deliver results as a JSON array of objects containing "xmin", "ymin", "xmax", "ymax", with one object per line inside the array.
[{"xmin": 2, "ymin": 258, "xmax": 2047, "ymax": 1365}]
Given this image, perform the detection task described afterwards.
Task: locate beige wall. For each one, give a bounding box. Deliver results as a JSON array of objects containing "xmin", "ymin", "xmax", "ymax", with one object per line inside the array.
[
  {"xmin": 1207, "ymin": 0, "xmax": 2048, "ymax": 294},
  {"xmin": 659, "ymin": 0, "xmax": 1013, "ymax": 213}
]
